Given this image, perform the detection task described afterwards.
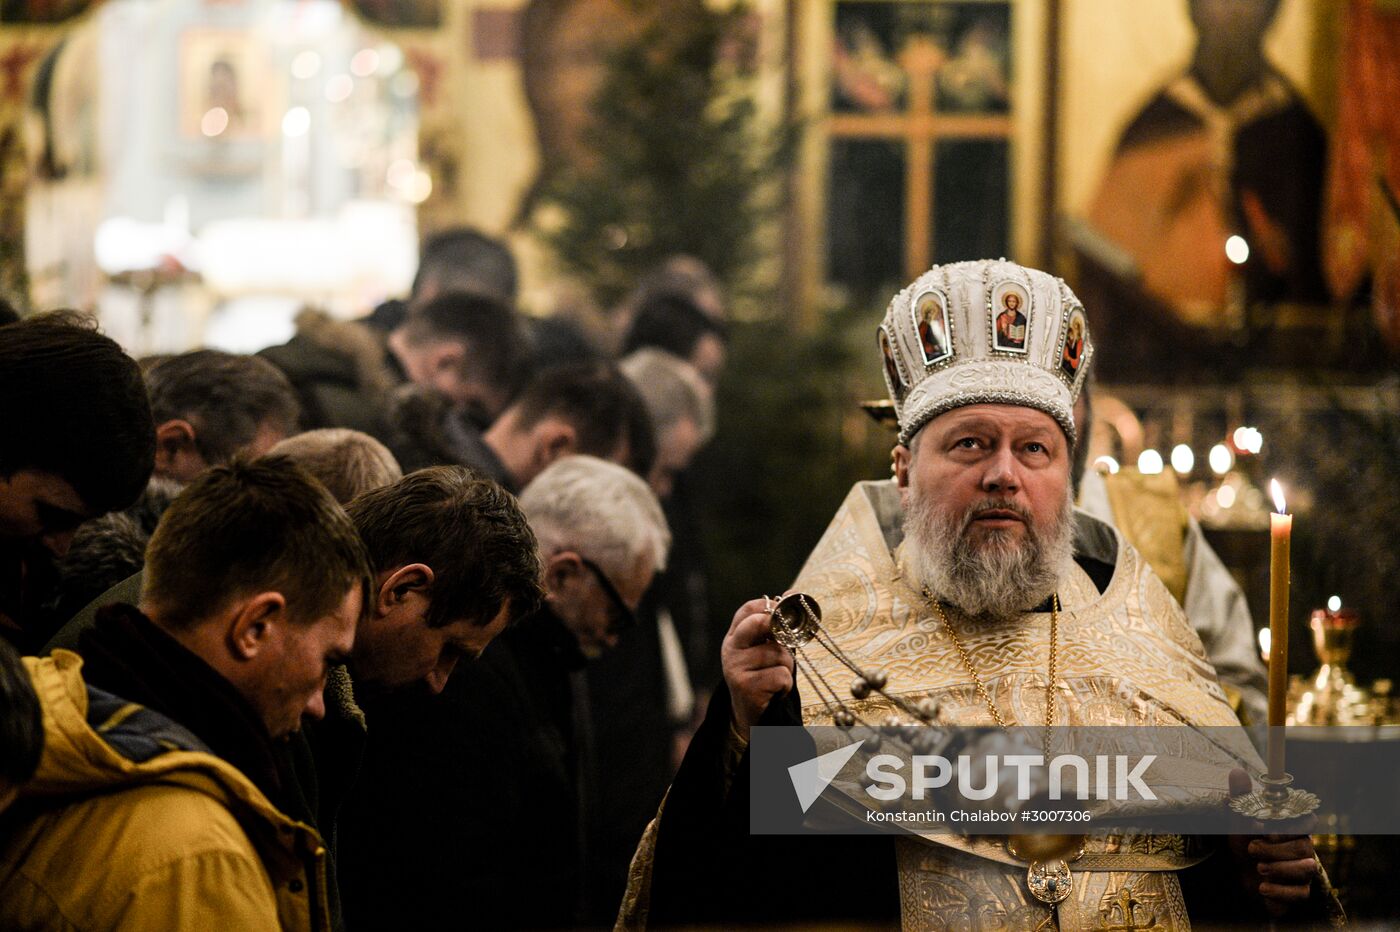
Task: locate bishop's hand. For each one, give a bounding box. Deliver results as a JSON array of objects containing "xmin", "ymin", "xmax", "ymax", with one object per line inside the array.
[
  {"xmin": 723, "ymin": 598, "xmax": 796, "ymax": 742},
  {"xmin": 1226, "ymin": 768, "xmax": 1320, "ymax": 918}
]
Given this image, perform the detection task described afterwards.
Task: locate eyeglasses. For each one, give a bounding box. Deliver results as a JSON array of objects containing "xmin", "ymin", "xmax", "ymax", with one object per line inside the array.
[{"xmin": 579, "ymin": 557, "xmax": 637, "ymax": 634}]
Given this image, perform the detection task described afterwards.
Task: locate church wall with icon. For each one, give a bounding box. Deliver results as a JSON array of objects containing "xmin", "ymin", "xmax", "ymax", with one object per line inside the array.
[
  {"xmin": 1054, "ymin": 0, "xmax": 1376, "ymax": 377},
  {"xmin": 1058, "ymin": 0, "xmax": 1328, "ymax": 229}
]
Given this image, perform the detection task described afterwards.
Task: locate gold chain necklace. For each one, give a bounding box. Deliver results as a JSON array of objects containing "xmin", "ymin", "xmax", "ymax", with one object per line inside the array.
[
  {"xmin": 927, "ymin": 590, "xmax": 1079, "ymax": 924},
  {"xmin": 927, "ymin": 591, "xmax": 1060, "ymax": 751}
]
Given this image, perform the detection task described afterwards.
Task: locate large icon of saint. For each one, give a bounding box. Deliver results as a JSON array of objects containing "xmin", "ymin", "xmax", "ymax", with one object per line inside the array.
[{"xmin": 1086, "ymin": 0, "xmax": 1327, "ymax": 327}]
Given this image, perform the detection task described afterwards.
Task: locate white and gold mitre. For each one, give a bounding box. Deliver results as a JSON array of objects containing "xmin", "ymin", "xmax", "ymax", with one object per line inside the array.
[{"xmin": 877, "ymin": 259, "xmax": 1094, "ymax": 446}]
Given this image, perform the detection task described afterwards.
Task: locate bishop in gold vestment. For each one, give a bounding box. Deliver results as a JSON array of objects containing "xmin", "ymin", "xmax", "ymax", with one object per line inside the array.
[{"xmin": 622, "ymin": 260, "xmax": 1335, "ymax": 930}]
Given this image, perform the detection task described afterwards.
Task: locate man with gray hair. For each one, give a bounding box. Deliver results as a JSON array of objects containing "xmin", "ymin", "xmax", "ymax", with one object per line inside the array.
[
  {"xmin": 520, "ymin": 455, "xmax": 670, "ymax": 658},
  {"xmin": 620, "ymin": 348, "xmax": 714, "ymax": 498},
  {"xmin": 266, "ymin": 428, "xmax": 401, "ymax": 505},
  {"xmin": 584, "ymin": 348, "xmax": 717, "ymax": 922},
  {"xmin": 338, "ymin": 455, "xmax": 670, "ymax": 931}
]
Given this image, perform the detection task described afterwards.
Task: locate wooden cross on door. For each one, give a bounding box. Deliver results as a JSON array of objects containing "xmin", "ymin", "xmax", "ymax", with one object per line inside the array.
[{"xmin": 829, "ymin": 35, "xmax": 1012, "ymax": 280}]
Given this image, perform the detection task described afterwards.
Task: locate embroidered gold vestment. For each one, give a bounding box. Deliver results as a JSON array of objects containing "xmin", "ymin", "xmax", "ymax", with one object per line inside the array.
[
  {"xmin": 619, "ymin": 480, "xmax": 1265, "ymax": 931},
  {"xmin": 787, "ymin": 481, "xmax": 1261, "ymax": 931}
]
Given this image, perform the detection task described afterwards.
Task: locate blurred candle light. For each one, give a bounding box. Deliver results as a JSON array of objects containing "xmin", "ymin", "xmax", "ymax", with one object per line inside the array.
[
  {"xmin": 1217, "ymin": 484, "xmax": 1236, "ymax": 508},
  {"xmin": 291, "ymin": 50, "xmax": 321, "ymax": 80},
  {"xmin": 1209, "ymin": 443, "xmax": 1233, "ymax": 475},
  {"xmin": 351, "ymin": 48, "xmax": 380, "ymax": 77},
  {"xmin": 326, "ymin": 74, "xmax": 353, "ymax": 102},
  {"xmin": 281, "ymin": 106, "xmax": 310, "ymax": 137},
  {"xmin": 201, "ymin": 107, "xmax": 229, "ymax": 137},
  {"xmin": 1231, "ymin": 426, "xmax": 1263, "ymax": 454},
  {"xmin": 377, "ymin": 44, "xmax": 404, "ymax": 74},
  {"xmin": 1170, "ymin": 444, "xmax": 1194, "ymax": 475},
  {"xmin": 1258, "ymin": 627, "xmax": 1271, "ymax": 662},
  {"xmin": 1137, "ymin": 449, "xmax": 1164, "ymax": 475},
  {"xmin": 1328, "ymin": 595, "xmax": 1342, "ymax": 613},
  {"xmin": 386, "ymin": 158, "xmax": 417, "ymax": 190},
  {"xmin": 1226, "ymin": 235, "xmax": 1250, "ymax": 265},
  {"xmin": 407, "ymin": 169, "xmax": 433, "ymax": 204},
  {"xmin": 1093, "ymin": 455, "xmax": 1120, "ymax": 475}
]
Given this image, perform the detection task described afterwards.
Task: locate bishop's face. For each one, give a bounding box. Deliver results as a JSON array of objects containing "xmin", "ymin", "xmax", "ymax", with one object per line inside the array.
[
  {"xmin": 897, "ymin": 404, "xmax": 1071, "ymax": 546},
  {"xmin": 894, "ymin": 404, "xmax": 1076, "ymax": 620}
]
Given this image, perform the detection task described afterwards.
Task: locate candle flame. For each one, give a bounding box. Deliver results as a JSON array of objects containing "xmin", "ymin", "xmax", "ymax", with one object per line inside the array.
[
  {"xmin": 1270, "ymin": 478, "xmax": 1286, "ymax": 514},
  {"xmin": 1258, "ymin": 627, "xmax": 1271, "ymax": 657},
  {"xmin": 1226, "ymin": 235, "xmax": 1250, "ymax": 265}
]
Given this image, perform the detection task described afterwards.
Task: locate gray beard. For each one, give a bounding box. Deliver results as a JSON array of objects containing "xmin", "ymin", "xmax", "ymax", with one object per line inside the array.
[{"xmin": 903, "ymin": 485, "xmax": 1076, "ymax": 622}]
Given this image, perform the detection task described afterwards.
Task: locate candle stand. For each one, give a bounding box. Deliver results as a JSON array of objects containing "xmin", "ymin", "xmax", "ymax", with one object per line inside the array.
[{"xmin": 1229, "ymin": 772, "xmax": 1321, "ymax": 821}]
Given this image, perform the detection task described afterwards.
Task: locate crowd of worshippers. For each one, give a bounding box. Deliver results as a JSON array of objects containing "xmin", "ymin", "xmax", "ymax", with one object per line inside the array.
[
  {"xmin": 0, "ymin": 229, "xmax": 727, "ymax": 930},
  {"xmin": 0, "ymin": 240, "xmax": 1335, "ymax": 931}
]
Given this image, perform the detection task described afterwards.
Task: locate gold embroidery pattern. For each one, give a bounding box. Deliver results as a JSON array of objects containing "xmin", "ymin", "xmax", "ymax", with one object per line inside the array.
[
  {"xmin": 794, "ymin": 508, "xmax": 1237, "ymax": 733},
  {"xmin": 795, "ymin": 483, "xmax": 1259, "ymax": 930},
  {"xmin": 896, "ymin": 843, "xmax": 1195, "ymax": 931}
]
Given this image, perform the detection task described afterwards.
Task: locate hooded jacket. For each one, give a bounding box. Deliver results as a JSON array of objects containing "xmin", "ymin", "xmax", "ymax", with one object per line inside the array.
[{"xmin": 0, "ymin": 651, "xmax": 331, "ymax": 931}]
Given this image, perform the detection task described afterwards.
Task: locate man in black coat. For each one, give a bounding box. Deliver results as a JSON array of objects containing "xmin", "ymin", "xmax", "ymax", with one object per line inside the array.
[
  {"xmin": 0, "ymin": 313, "xmax": 154, "ymax": 652},
  {"xmin": 260, "ymin": 293, "xmax": 530, "ymax": 436},
  {"xmin": 339, "ymin": 455, "xmax": 670, "ymax": 930}
]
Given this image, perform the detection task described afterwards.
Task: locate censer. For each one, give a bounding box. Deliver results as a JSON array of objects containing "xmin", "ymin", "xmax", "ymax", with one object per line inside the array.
[{"xmin": 768, "ymin": 592, "xmax": 1086, "ymax": 906}]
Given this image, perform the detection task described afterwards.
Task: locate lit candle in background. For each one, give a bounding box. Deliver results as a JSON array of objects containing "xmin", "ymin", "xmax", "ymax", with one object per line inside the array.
[
  {"xmin": 1209, "ymin": 443, "xmax": 1233, "ymax": 475},
  {"xmin": 1225, "ymin": 237, "xmax": 1250, "ymax": 329},
  {"xmin": 1268, "ymin": 478, "xmax": 1292, "ymax": 780},
  {"xmin": 1170, "ymin": 444, "xmax": 1195, "ymax": 475}
]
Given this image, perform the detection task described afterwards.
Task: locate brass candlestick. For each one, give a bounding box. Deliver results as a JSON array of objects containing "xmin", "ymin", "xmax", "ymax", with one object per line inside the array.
[{"xmin": 1229, "ymin": 772, "xmax": 1321, "ymax": 822}]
